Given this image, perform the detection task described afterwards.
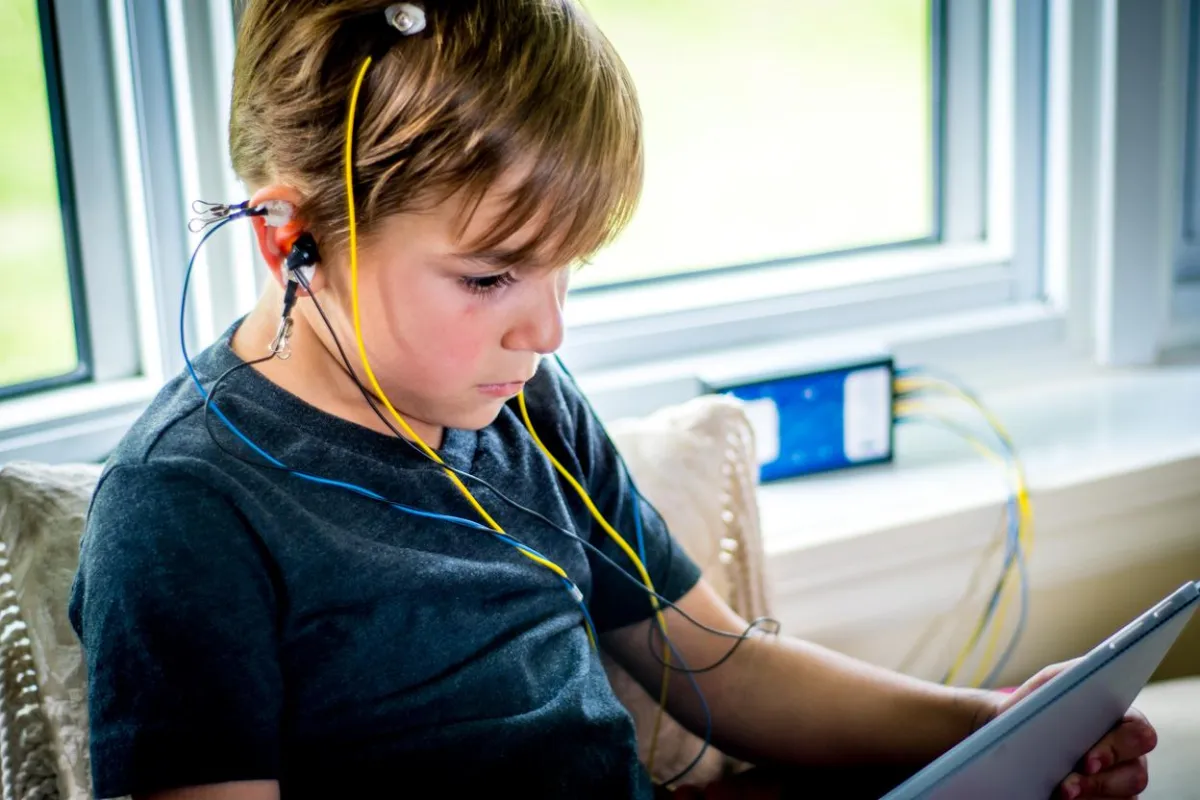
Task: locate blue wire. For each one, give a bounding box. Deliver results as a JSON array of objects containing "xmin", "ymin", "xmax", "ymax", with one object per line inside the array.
[
  {"xmin": 180, "ymin": 214, "xmax": 596, "ymax": 631},
  {"xmin": 488, "ymin": 531, "xmax": 598, "ymax": 644},
  {"xmin": 574, "ymin": 582, "xmax": 600, "ymax": 644},
  {"xmin": 982, "ymin": 547, "xmax": 1029, "ymax": 688},
  {"xmin": 894, "ymin": 413, "xmax": 1028, "ymax": 686},
  {"xmin": 183, "ymin": 218, "xmax": 722, "ymax": 787},
  {"xmin": 182, "ymin": 216, "xmax": 507, "ymax": 531},
  {"xmin": 631, "ymin": 486, "xmax": 648, "ymax": 569}
]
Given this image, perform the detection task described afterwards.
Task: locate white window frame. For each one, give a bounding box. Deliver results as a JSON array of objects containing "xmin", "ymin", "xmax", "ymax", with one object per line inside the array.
[
  {"xmin": 572, "ymin": 0, "xmax": 1200, "ymax": 420},
  {"xmin": 562, "ymin": 0, "xmax": 1047, "ymax": 375},
  {"xmin": 0, "ymin": 0, "xmax": 192, "ymax": 463},
  {"xmin": 1171, "ymin": 0, "xmax": 1200, "ymax": 346},
  {"xmin": 3, "ymin": 0, "xmax": 1198, "ymax": 462}
]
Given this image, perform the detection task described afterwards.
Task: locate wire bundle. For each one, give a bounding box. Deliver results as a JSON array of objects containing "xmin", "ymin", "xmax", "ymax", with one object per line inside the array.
[
  {"xmin": 172, "ymin": 50, "xmax": 788, "ymax": 787},
  {"xmin": 892, "ymin": 368, "xmax": 1033, "ymax": 689}
]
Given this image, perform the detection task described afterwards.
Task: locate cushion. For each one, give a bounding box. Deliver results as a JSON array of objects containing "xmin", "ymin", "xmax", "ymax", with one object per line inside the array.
[
  {"xmin": 0, "ymin": 461, "xmax": 103, "ymax": 800},
  {"xmin": 606, "ymin": 393, "xmax": 770, "ymax": 788}
]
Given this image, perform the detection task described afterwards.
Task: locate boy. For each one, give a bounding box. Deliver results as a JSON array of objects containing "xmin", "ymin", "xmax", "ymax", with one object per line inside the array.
[{"xmin": 69, "ymin": 1, "xmax": 1155, "ymax": 798}]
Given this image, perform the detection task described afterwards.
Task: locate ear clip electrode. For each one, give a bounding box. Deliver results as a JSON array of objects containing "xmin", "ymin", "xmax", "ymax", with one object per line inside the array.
[
  {"xmin": 190, "ymin": 198, "xmax": 309, "ymax": 359},
  {"xmin": 269, "ymin": 232, "xmax": 321, "ymax": 360}
]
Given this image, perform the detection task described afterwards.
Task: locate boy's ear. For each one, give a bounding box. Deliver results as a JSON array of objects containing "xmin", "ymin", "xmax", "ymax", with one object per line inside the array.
[{"xmin": 248, "ymin": 185, "xmax": 325, "ymax": 294}]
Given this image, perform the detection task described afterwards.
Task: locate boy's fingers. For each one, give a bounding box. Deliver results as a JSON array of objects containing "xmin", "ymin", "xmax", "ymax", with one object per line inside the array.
[
  {"xmin": 1084, "ymin": 713, "xmax": 1157, "ymax": 772},
  {"xmin": 1062, "ymin": 757, "xmax": 1149, "ymax": 798}
]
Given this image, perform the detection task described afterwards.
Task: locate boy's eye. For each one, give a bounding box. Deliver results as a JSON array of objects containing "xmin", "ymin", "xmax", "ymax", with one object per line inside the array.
[{"xmin": 460, "ymin": 271, "xmax": 518, "ymax": 296}]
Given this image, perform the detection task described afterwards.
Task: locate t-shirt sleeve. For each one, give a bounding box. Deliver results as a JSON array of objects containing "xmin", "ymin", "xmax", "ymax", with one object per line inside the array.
[
  {"xmin": 68, "ymin": 462, "xmax": 283, "ymax": 798},
  {"xmin": 540, "ymin": 361, "xmax": 702, "ymax": 634}
]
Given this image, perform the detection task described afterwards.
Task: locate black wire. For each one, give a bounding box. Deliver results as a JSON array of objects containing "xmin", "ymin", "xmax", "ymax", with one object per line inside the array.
[
  {"xmin": 293, "ymin": 271, "xmax": 781, "ymax": 655},
  {"xmin": 296, "ymin": 281, "xmax": 775, "ymax": 786},
  {"xmin": 551, "ymin": 353, "xmax": 684, "ymax": 621},
  {"xmin": 646, "ymin": 615, "xmax": 781, "ymax": 674},
  {"xmin": 200, "ymin": 275, "xmax": 777, "ymax": 787},
  {"xmin": 201, "ymin": 310, "xmax": 773, "ymax": 664},
  {"xmin": 187, "ymin": 216, "xmax": 724, "ymax": 783},
  {"xmin": 202, "ymin": 353, "xmax": 285, "ymax": 469}
]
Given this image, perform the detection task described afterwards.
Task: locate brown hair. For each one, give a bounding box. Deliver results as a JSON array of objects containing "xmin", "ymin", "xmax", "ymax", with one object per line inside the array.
[{"xmin": 229, "ymin": 0, "xmax": 643, "ymax": 267}]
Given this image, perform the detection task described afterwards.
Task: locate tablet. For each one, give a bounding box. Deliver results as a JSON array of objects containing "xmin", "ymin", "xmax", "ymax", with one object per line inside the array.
[{"xmin": 881, "ymin": 580, "xmax": 1200, "ymax": 800}]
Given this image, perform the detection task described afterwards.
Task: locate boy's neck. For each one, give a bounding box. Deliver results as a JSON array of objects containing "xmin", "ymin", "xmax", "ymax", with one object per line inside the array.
[{"xmin": 230, "ymin": 288, "xmax": 446, "ymax": 449}]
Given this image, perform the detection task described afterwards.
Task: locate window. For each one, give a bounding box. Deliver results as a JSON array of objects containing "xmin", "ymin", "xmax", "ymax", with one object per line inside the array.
[
  {"xmin": 0, "ymin": 0, "xmax": 87, "ymax": 397},
  {"xmin": 1178, "ymin": 0, "xmax": 1200, "ymax": 284},
  {"xmin": 579, "ymin": 0, "xmax": 936, "ymax": 288},
  {"xmin": 0, "ymin": 0, "xmax": 184, "ymax": 463},
  {"xmin": 563, "ymin": 0, "xmax": 1047, "ymax": 377},
  {"xmin": 1173, "ymin": 0, "xmax": 1200, "ymax": 333},
  {"xmin": 21, "ymin": 0, "xmax": 1178, "ymax": 460}
]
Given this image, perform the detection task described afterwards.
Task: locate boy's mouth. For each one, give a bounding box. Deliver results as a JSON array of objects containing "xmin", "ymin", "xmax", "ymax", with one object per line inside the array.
[{"xmin": 477, "ymin": 381, "xmax": 526, "ymax": 397}]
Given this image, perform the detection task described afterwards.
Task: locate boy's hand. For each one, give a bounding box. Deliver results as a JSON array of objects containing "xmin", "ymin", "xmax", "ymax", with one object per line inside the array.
[{"xmin": 974, "ymin": 661, "xmax": 1157, "ymax": 799}]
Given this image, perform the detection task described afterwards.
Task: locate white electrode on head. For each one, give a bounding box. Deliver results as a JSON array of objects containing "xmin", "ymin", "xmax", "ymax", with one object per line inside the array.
[
  {"xmin": 385, "ymin": 3, "xmax": 426, "ymax": 35},
  {"xmin": 260, "ymin": 199, "xmax": 294, "ymax": 228}
]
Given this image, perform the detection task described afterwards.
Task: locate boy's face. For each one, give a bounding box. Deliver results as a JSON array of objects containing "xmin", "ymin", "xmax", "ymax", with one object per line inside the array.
[{"xmin": 314, "ymin": 186, "xmax": 571, "ymax": 434}]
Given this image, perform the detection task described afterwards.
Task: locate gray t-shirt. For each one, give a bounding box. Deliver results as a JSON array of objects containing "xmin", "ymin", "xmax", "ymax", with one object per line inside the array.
[{"xmin": 69, "ymin": 324, "xmax": 701, "ymax": 799}]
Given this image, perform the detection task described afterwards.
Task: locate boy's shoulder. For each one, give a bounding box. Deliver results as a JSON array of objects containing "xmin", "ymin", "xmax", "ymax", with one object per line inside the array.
[
  {"xmin": 105, "ymin": 342, "xmax": 232, "ymax": 477},
  {"xmin": 100, "ymin": 335, "xmax": 268, "ymax": 504},
  {"xmin": 110, "ymin": 372, "xmax": 209, "ymax": 468}
]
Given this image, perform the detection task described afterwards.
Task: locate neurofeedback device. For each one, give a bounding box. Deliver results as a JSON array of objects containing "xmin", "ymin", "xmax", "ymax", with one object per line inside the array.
[
  {"xmin": 705, "ymin": 354, "xmax": 895, "ymax": 482},
  {"xmin": 182, "ymin": 3, "xmax": 734, "ymax": 784}
]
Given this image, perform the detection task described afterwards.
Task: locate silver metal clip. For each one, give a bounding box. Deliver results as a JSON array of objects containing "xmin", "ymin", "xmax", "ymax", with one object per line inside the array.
[
  {"xmin": 269, "ymin": 316, "xmax": 294, "ymax": 360},
  {"xmin": 189, "ymin": 199, "xmax": 249, "ymax": 233}
]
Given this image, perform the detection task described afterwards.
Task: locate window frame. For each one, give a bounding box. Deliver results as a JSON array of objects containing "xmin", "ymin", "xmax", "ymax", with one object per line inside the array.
[
  {"xmin": 1172, "ymin": 0, "xmax": 1200, "ymax": 345},
  {"xmin": 0, "ymin": 0, "xmax": 95, "ymax": 402},
  {"xmin": 0, "ymin": 0, "xmax": 190, "ymax": 463},
  {"xmin": 5, "ymin": 0, "xmax": 1197, "ymax": 462},
  {"xmin": 1178, "ymin": 0, "xmax": 1200, "ymax": 282},
  {"xmin": 559, "ymin": 0, "xmax": 1048, "ymax": 376}
]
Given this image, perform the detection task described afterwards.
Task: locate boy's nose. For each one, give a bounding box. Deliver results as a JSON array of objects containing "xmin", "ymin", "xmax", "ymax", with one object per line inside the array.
[{"xmin": 506, "ymin": 273, "xmax": 566, "ymax": 355}]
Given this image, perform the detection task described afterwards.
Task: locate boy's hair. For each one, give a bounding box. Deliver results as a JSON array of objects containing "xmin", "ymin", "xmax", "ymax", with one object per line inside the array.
[{"xmin": 230, "ymin": 0, "xmax": 643, "ymax": 266}]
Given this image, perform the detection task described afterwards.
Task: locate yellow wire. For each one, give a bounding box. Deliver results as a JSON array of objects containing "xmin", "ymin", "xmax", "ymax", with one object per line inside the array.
[
  {"xmin": 895, "ymin": 510, "xmax": 1005, "ymax": 676},
  {"xmin": 894, "ymin": 377, "xmax": 1022, "ymax": 489},
  {"xmin": 343, "ymin": 60, "xmax": 568, "ymax": 581},
  {"xmin": 893, "ymin": 397, "xmax": 1032, "ymax": 687},
  {"xmin": 896, "ymin": 379, "xmax": 1035, "ymax": 687},
  {"xmin": 343, "ymin": 56, "xmax": 674, "ymax": 763},
  {"xmin": 970, "ymin": 480, "xmax": 1032, "ymax": 687},
  {"xmin": 517, "ymin": 392, "xmax": 673, "ymax": 771}
]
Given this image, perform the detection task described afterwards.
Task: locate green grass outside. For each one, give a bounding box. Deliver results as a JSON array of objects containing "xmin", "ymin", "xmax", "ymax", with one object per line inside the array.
[{"xmin": 0, "ymin": 0, "xmax": 78, "ymax": 389}]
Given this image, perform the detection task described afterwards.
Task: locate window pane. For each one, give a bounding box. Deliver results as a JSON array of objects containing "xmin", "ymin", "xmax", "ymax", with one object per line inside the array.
[
  {"xmin": 579, "ymin": 0, "xmax": 935, "ymax": 288},
  {"xmin": 0, "ymin": 0, "xmax": 80, "ymax": 389},
  {"xmin": 1181, "ymin": 0, "xmax": 1200, "ymax": 281}
]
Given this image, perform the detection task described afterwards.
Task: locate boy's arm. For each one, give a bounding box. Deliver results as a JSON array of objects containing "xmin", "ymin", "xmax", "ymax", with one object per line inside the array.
[
  {"xmin": 139, "ymin": 781, "xmax": 279, "ymax": 800},
  {"xmin": 601, "ymin": 579, "xmax": 994, "ymax": 769}
]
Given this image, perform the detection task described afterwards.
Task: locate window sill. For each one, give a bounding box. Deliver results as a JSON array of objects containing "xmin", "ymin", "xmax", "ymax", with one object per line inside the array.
[
  {"xmin": 0, "ymin": 377, "xmax": 160, "ymax": 463},
  {"xmin": 756, "ymin": 362, "xmax": 1200, "ymax": 683},
  {"xmin": 580, "ymin": 299, "xmax": 1073, "ymax": 422},
  {"xmin": 563, "ymin": 243, "xmax": 1020, "ymax": 373},
  {"xmin": 569, "ymin": 242, "xmax": 1009, "ymax": 326}
]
